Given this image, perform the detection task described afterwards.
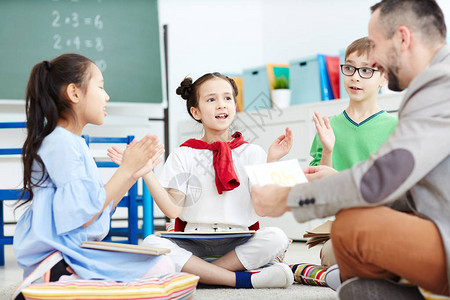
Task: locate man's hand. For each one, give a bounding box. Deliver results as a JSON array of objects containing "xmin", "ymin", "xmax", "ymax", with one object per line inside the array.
[
  {"xmin": 304, "ymin": 165, "xmax": 338, "ymax": 181},
  {"xmin": 251, "ymin": 185, "xmax": 291, "ymax": 217}
]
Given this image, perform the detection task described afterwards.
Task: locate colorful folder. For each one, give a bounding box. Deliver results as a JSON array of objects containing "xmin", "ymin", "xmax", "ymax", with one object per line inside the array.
[
  {"xmin": 318, "ymin": 54, "xmax": 340, "ymax": 100},
  {"xmin": 317, "ymin": 54, "xmax": 332, "ymax": 101},
  {"xmin": 229, "ymin": 75, "xmax": 244, "ymax": 112},
  {"xmin": 325, "ymin": 56, "xmax": 340, "ymax": 99}
]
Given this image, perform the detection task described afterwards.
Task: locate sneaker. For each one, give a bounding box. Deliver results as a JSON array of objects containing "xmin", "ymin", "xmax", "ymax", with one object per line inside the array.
[
  {"xmin": 325, "ymin": 264, "xmax": 341, "ymax": 291},
  {"xmin": 337, "ymin": 277, "xmax": 425, "ymax": 300},
  {"xmin": 251, "ymin": 263, "xmax": 294, "ymax": 288}
]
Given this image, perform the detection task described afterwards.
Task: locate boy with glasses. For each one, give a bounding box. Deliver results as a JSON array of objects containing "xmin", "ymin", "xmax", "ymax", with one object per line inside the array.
[
  {"xmin": 307, "ymin": 37, "xmax": 398, "ymax": 279},
  {"xmin": 309, "ymin": 37, "xmax": 398, "ymax": 173}
]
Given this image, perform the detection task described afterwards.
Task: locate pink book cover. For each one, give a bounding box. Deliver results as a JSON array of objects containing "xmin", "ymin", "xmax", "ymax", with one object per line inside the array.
[{"xmin": 325, "ymin": 56, "xmax": 340, "ymax": 99}]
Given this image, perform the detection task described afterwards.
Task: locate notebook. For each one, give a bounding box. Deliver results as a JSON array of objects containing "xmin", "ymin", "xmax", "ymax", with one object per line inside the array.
[
  {"xmin": 81, "ymin": 241, "xmax": 171, "ymax": 255},
  {"xmin": 155, "ymin": 231, "xmax": 255, "ymax": 240}
]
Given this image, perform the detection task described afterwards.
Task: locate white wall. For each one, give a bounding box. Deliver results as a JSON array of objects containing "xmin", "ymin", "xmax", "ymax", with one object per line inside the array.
[
  {"xmin": 157, "ymin": 0, "xmax": 266, "ymax": 151},
  {"xmin": 261, "ymin": 0, "xmax": 372, "ymax": 63},
  {"xmin": 261, "ymin": 0, "xmax": 450, "ymax": 63},
  {"xmin": 160, "ymin": 0, "xmax": 450, "ymax": 150}
]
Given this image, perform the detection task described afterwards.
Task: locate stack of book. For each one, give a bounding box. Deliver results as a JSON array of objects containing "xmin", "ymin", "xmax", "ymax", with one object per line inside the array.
[{"xmin": 303, "ymin": 220, "xmax": 333, "ymax": 248}]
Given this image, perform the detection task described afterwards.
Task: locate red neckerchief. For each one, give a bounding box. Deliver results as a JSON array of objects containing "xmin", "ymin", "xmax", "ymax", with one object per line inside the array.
[
  {"xmin": 180, "ymin": 132, "xmax": 247, "ymax": 194},
  {"xmin": 176, "ymin": 132, "xmax": 259, "ymax": 232}
]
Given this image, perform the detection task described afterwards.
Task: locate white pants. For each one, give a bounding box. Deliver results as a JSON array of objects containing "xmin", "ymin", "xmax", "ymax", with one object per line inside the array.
[{"xmin": 143, "ymin": 227, "xmax": 289, "ymax": 272}]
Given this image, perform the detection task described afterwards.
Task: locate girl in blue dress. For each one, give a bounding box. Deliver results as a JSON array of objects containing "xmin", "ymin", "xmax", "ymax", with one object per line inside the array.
[{"xmin": 13, "ymin": 54, "xmax": 174, "ymax": 285}]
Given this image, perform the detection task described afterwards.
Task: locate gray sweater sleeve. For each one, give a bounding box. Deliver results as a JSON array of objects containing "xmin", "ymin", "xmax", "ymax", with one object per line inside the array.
[{"xmin": 288, "ymin": 63, "xmax": 450, "ymax": 223}]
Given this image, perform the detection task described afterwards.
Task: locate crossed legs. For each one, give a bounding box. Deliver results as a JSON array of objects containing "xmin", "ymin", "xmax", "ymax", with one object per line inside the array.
[{"xmin": 331, "ymin": 206, "xmax": 449, "ymax": 296}]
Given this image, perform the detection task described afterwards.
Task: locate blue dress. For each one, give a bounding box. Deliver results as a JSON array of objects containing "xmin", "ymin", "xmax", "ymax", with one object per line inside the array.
[{"xmin": 14, "ymin": 127, "xmax": 161, "ymax": 281}]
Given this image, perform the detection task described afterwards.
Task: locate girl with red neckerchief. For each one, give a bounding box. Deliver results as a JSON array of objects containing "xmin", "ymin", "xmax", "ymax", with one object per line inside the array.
[{"xmin": 109, "ymin": 72, "xmax": 294, "ymax": 289}]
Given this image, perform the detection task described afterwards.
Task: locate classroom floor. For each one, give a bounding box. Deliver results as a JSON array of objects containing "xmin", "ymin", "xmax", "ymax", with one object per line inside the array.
[
  {"xmin": 0, "ymin": 242, "xmax": 337, "ymax": 299},
  {"xmin": 0, "ymin": 245, "xmax": 22, "ymax": 288}
]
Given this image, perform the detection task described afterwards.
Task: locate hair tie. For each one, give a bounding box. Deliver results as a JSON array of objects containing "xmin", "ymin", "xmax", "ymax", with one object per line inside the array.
[{"xmin": 43, "ymin": 60, "xmax": 52, "ymax": 71}]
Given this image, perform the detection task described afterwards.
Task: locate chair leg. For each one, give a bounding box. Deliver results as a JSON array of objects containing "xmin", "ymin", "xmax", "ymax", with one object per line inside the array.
[
  {"xmin": 128, "ymin": 183, "xmax": 138, "ymax": 245},
  {"xmin": 143, "ymin": 184, "xmax": 154, "ymax": 238},
  {"xmin": 1, "ymin": 203, "xmax": 5, "ymax": 266},
  {"xmin": 0, "ymin": 244, "xmax": 4, "ymax": 266}
]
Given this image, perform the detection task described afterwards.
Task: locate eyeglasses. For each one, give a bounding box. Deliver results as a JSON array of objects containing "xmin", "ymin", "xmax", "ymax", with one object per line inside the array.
[{"xmin": 340, "ymin": 64, "xmax": 379, "ymax": 79}]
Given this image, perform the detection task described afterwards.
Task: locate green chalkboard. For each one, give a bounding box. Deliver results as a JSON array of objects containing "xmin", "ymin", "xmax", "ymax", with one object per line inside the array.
[{"xmin": 0, "ymin": 0, "xmax": 162, "ymax": 103}]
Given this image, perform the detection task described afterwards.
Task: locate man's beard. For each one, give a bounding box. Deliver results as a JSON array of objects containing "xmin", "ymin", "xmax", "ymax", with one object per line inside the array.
[
  {"xmin": 387, "ymin": 68, "xmax": 403, "ymax": 91},
  {"xmin": 386, "ymin": 46, "xmax": 404, "ymax": 91}
]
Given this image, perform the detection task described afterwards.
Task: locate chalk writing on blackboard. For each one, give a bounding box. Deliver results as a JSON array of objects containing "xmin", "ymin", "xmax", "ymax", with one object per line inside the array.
[
  {"xmin": 0, "ymin": 0, "xmax": 163, "ymax": 103},
  {"xmin": 51, "ymin": 9, "xmax": 106, "ymax": 70}
]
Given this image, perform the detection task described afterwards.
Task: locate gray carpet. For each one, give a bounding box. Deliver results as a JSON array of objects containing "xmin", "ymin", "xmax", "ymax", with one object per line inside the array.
[{"xmin": 194, "ymin": 284, "xmax": 336, "ymax": 299}]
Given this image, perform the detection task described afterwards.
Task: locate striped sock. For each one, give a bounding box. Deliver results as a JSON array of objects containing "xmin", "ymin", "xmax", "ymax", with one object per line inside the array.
[
  {"xmin": 290, "ymin": 263, "xmax": 327, "ymax": 286},
  {"xmin": 235, "ymin": 271, "xmax": 253, "ymax": 289}
]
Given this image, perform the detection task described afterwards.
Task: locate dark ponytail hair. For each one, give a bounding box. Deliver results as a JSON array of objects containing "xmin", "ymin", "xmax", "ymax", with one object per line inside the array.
[
  {"xmin": 175, "ymin": 72, "xmax": 238, "ymax": 123},
  {"xmin": 19, "ymin": 53, "xmax": 93, "ymax": 207}
]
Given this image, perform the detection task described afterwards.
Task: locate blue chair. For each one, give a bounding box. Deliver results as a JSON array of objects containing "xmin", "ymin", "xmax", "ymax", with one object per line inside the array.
[
  {"xmin": 82, "ymin": 135, "xmax": 153, "ymax": 245},
  {"xmin": 0, "ymin": 121, "xmax": 27, "ymax": 266}
]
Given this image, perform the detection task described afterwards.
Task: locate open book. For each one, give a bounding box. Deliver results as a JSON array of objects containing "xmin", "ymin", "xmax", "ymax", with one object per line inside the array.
[
  {"xmin": 244, "ymin": 159, "xmax": 308, "ymax": 187},
  {"xmin": 81, "ymin": 241, "xmax": 171, "ymax": 255},
  {"xmin": 303, "ymin": 220, "xmax": 333, "ymax": 248},
  {"xmin": 155, "ymin": 231, "xmax": 255, "ymax": 240}
]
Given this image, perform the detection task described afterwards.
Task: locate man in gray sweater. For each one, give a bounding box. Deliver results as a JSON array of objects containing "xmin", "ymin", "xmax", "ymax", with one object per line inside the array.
[{"xmin": 251, "ymin": 0, "xmax": 450, "ymax": 299}]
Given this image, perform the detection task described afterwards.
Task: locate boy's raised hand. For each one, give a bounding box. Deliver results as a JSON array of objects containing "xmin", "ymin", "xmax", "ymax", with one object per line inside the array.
[
  {"xmin": 109, "ymin": 134, "xmax": 165, "ymax": 180},
  {"xmin": 313, "ymin": 111, "xmax": 335, "ymax": 154},
  {"xmin": 267, "ymin": 127, "xmax": 293, "ymax": 162}
]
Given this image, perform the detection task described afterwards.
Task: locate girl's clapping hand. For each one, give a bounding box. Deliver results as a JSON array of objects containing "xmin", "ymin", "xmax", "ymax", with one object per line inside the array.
[{"xmin": 108, "ymin": 134, "xmax": 165, "ymax": 180}]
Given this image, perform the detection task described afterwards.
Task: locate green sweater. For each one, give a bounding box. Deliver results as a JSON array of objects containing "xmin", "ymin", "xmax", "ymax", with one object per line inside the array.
[{"xmin": 309, "ymin": 110, "xmax": 398, "ymax": 171}]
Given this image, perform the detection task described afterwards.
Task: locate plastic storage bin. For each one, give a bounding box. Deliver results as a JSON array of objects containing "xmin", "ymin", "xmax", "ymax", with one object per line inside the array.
[
  {"xmin": 243, "ymin": 65, "xmax": 272, "ymax": 111},
  {"xmin": 289, "ymin": 55, "xmax": 321, "ymax": 105}
]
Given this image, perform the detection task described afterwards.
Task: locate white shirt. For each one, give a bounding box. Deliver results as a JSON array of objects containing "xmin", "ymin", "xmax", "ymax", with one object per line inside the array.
[{"xmin": 159, "ymin": 143, "xmax": 267, "ymax": 227}]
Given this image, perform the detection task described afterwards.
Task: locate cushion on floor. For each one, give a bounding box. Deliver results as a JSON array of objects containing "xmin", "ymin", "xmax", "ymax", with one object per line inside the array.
[{"xmin": 20, "ymin": 272, "xmax": 199, "ymax": 300}]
